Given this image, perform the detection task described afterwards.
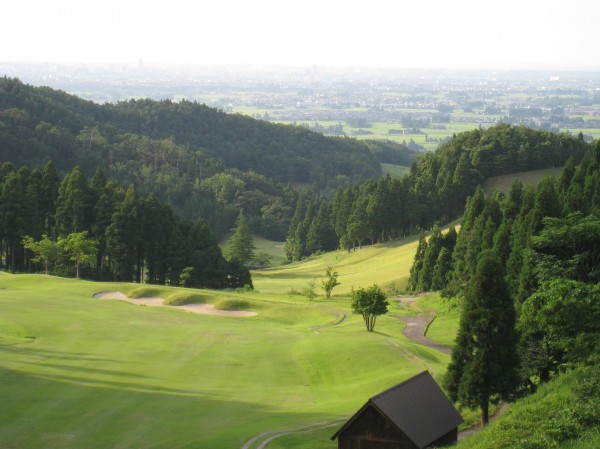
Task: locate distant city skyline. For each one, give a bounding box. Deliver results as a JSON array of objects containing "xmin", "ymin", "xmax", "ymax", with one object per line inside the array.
[{"xmin": 3, "ymin": 0, "xmax": 600, "ymax": 70}]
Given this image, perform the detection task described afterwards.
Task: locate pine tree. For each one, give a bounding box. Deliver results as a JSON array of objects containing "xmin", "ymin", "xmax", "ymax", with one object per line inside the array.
[
  {"xmin": 40, "ymin": 161, "xmax": 60, "ymax": 236},
  {"xmin": 431, "ymin": 247, "xmax": 452, "ymax": 291},
  {"xmin": 418, "ymin": 225, "xmax": 443, "ymax": 291},
  {"xmin": 55, "ymin": 166, "xmax": 93, "ymax": 236},
  {"xmin": 407, "ymin": 232, "xmax": 427, "ymax": 292},
  {"xmin": 105, "ymin": 186, "xmax": 140, "ymax": 281},
  {"xmin": 225, "ymin": 211, "xmax": 255, "ymax": 265},
  {"xmin": 444, "ymin": 251, "xmax": 519, "ymax": 426}
]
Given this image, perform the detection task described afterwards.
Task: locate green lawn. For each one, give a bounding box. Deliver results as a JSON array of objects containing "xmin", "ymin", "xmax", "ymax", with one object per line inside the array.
[
  {"xmin": 252, "ymin": 234, "xmax": 421, "ymax": 296},
  {"xmin": 0, "ymin": 269, "xmax": 451, "ymax": 449},
  {"xmin": 483, "ymin": 166, "xmax": 565, "ymax": 193},
  {"xmin": 381, "ymin": 163, "xmax": 410, "ymax": 178}
]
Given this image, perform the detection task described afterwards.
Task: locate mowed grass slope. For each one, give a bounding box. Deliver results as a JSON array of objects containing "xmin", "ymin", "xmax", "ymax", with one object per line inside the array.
[
  {"xmin": 0, "ymin": 272, "xmax": 449, "ymax": 449},
  {"xmin": 252, "ymin": 234, "xmax": 421, "ymax": 295}
]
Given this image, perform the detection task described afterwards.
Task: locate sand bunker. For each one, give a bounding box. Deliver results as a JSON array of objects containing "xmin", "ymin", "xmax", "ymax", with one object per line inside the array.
[{"xmin": 93, "ymin": 291, "xmax": 257, "ymax": 317}]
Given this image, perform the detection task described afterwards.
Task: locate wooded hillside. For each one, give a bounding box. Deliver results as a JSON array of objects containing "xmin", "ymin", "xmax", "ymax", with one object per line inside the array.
[
  {"xmin": 0, "ymin": 77, "xmax": 384, "ymax": 238},
  {"xmin": 284, "ymin": 124, "xmax": 589, "ymax": 261}
]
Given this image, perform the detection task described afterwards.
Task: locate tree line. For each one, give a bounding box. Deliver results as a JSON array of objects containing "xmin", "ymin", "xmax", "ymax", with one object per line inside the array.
[
  {"xmin": 1, "ymin": 77, "xmax": 398, "ymax": 240},
  {"xmin": 408, "ymin": 141, "xmax": 600, "ymax": 423},
  {"xmin": 285, "ymin": 124, "xmax": 589, "ymax": 262},
  {"xmin": 0, "ymin": 161, "xmax": 251, "ymax": 289}
]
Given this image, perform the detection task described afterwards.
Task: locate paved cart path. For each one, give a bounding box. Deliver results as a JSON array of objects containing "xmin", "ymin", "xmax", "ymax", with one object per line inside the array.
[{"xmin": 391, "ymin": 295, "xmax": 506, "ymax": 441}]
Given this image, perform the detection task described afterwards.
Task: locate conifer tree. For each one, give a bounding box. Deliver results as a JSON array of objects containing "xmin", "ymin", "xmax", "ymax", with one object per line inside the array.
[
  {"xmin": 431, "ymin": 247, "xmax": 452, "ymax": 291},
  {"xmin": 225, "ymin": 211, "xmax": 255, "ymax": 265},
  {"xmin": 418, "ymin": 225, "xmax": 443, "ymax": 291},
  {"xmin": 40, "ymin": 161, "xmax": 60, "ymax": 236},
  {"xmin": 407, "ymin": 232, "xmax": 427, "ymax": 292},
  {"xmin": 444, "ymin": 251, "xmax": 519, "ymax": 426},
  {"xmin": 55, "ymin": 166, "xmax": 93, "ymax": 235},
  {"xmin": 105, "ymin": 185, "xmax": 140, "ymax": 281}
]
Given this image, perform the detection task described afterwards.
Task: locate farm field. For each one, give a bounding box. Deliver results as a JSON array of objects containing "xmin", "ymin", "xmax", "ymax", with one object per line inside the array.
[{"xmin": 0, "ymin": 231, "xmax": 455, "ymax": 449}]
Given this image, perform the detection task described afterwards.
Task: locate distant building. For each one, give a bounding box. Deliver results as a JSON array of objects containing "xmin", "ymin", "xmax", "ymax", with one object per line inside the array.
[{"xmin": 331, "ymin": 371, "xmax": 463, "ymax": 449}]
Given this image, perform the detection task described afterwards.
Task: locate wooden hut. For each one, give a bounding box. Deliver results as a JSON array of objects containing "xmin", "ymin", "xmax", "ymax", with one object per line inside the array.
[{"xmin": 331, "ymin": 371, "xmax": 463, "ymax": 449}]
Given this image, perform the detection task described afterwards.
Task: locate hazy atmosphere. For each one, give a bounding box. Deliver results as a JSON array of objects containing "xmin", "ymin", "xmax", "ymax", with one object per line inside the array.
[{"xmin": 4, "ymin": 0, "xmax": 600, "ymax": 69}]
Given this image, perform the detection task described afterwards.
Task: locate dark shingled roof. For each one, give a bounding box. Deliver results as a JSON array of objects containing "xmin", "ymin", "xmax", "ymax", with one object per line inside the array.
[{"xmin": 332, "ymin": 371, "xmax": 464, "ymax": 449}]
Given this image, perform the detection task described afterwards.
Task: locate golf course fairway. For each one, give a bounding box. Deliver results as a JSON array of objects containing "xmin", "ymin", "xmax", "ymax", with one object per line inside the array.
[{"xmin": 0, "ymin": 238, "xmax": 453, "ymax": 449}]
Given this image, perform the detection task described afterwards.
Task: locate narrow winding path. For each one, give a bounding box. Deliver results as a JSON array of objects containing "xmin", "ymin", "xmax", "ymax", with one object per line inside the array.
[
  {"xmin": 394, "ymin": 315, "xmax": 451, "ymax": 354},
  {"xmin": 391, "ymin": 295, "xmax": 506, "ymax": 441},
  {"xmin": 240, "ymin": 296, "xmax": 504, "ymax": 448}
]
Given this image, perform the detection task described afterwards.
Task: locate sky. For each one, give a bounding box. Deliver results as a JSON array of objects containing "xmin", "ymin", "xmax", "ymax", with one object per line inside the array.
[{"xmin": 3, "ymin": 0, "xmax": 600, "ymax": 70}]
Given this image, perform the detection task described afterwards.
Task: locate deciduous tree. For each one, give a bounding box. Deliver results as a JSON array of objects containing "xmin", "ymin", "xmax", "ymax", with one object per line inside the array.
[
  {"xmin": 59, "ymin": 231, "xmax": 97, "ymax": 278},
  {"xmin": 321, "ymin": 266, "xmax": 340, "ymax": 298},
  {"xmin": 351, "ymin": 285, "xmax": 389, "ymax": 332}
]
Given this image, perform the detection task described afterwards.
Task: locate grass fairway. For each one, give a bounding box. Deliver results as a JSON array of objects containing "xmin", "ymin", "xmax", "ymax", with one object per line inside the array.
[
  {"xmin": 252, "ymin": 234, "xmax": 421, "ymax": 296},
  {"xmin": 0, "ymin": 271, "xmax": 451, "ymax": 449},
  {"xmin": 381, "ymin": 163, "xmax": 410, "ymax": 178},
  {"xmin": 483, "ymin": 166, "xmax": 564, "ymax": 193}
]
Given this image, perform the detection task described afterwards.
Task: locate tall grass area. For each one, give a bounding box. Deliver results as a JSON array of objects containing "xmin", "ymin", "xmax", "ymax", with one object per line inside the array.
[
  {"xmin": 456, "ymin": 365, "xmax": 600, "ymax": 449},
  {"xmin": 0, "ymin": 272, "xmax": 450, "ymax": 449}
]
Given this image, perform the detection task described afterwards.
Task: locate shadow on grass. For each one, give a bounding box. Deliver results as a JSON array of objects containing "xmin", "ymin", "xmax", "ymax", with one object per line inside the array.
[
  {"xmin": 0, "ymin": 345, "xmax": 137, "ymax": 364},
  {"xmin": 0, "ymin": 366, "xmax": 334, "ymax": 449}
]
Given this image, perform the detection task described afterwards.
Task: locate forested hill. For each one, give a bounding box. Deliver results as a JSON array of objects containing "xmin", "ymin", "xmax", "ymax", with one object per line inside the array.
[
  {"xmin": 0, "ymin": 77, "xmax": 380, "ymax": 186},
  {"xmin": 284, "ymin": 124, "xmax": 590, "ymax": 262}
]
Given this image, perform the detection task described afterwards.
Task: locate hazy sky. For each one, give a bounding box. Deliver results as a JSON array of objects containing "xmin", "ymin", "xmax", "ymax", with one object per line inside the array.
[{"xmin": 3, "ymin": 0, "xmax": 600, "ymax": 69}]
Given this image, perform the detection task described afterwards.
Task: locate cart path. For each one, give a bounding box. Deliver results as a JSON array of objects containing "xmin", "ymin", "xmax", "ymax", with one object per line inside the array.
[
  {"xmin": 241, "ymin": 296, "xmax": 505, "ymax": 448},
  {"xmin": 392, "ymin": 315, "xmax": 451, "ymax": 354},
  {"xmin": 240, "ymin": 419, "xmax": 347, "ymax": 449},
  {"xmin": 307, "ymin": 306, "xmax": 347, "ymax": 333},
  {"xmin": 391, "ymin": 295, "xmax": 507, "ymax": 440}
]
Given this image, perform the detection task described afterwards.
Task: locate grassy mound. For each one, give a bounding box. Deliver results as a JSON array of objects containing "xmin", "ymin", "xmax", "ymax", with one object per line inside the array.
[
  {"xmin": 126, "ymin": 286, "xmax": 168, "ymax": 298},
  {"xmin": 213, "ymin": 298, "xmax": 253, "ymax": 311},
  {"xmin": 163, "ymin": 292, "xmax": 207, "ymax": 306},
  {"xmin": 252, "ymin": 234, "xmax": 421, "ymax": 295},
  {"xmin": 0, "ymin": 318, "xmax": 34, "ymax": 345},
  {"xmin": 457, "ymin": 365, "xmax": 600, "ymax": 449}
]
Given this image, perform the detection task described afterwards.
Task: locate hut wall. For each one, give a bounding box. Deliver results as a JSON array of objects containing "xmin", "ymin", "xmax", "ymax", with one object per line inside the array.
[
  {"xmin": 337, "ymin": 405, "xmax": 418, "ymax": 449},
  {"xmin": 425, "ymin": 428, "xmax": 458, "ymax": 448}
]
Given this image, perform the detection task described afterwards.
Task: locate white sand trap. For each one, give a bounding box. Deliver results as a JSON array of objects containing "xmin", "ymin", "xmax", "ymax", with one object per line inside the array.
[{"xmin": 93, "ymin": 291, "xmax": 257, "ymax": 317}]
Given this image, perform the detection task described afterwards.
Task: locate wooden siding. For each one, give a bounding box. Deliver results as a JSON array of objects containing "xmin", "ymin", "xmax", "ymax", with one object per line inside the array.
[{"xmin": 337, "ymin": 405, "xmax": 419, "ymax": 449}]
